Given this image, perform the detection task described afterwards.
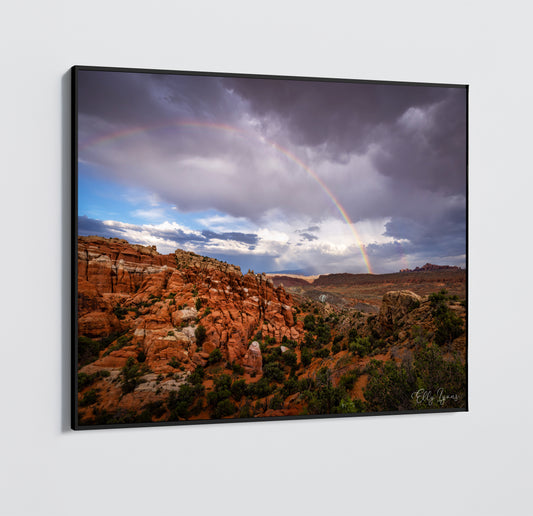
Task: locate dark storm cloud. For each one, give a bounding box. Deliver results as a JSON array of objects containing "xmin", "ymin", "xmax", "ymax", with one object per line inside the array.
[
  {"xmin": 225, "ymin": 77, "xmax": 447, "ymax": 154},
  {"xmin": 384, "ymin": 198, "xmax": 466, "ymax": 253},
  {"xmin": 365, "ymin": 204, "xmax": 467, "ymax": 272},
  {"xmin": 373, "ymin": 88, "xmax": 467, "ymax": 194},
  {"xmin": 77, "ymin": 70, "xmax": 236, "ymax": 130},
  {"xmin": 201, "ymin": 230, "xmax": 258, "ymax": 245},
  {"xmin": 229, "ymin": 77, "xmax": 466, "ymax": 192},
  {"xmin": 78, "ymin": 215, "xmax": 119, "ymax": 238},
  {"xmin": 147, "ymin": 228, "xmax": 205, "ymax": 243}
]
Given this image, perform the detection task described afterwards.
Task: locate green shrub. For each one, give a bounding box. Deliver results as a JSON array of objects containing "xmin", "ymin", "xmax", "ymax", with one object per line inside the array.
[
  {"xmin": 301, "ymin": 348, "xmax": 312, "ymax": 367},
  {"xmin": 214, "ymin": 374, "xmax": 232, "ymax": 391},
  {"xmin": 120, "ymin": 357, "xmax": 144, "ymax": 394},
  {"xmin": 207, "ymin": 348, "xmax": 223, "ymax": 365},
  {"xmin": 78, "ymin": 336, "xmax": 105, "ymax": 367},
  {"xmin": 281, "ymin": 337, "xmax": 297, "ymax": 349},
  {"xmin": 263, "ymin": 347, "xmax": 282, "ymax": 365},
  {"xmin": 269, "ymin": 394, "xmax": 283, "ymax": 410},
  {"xmin": 429, "ymin": 289, "xmax": 448, "ymax": 307},
  {"xmin": 263, "ymin": 362, "xmax": 285, "ymax": 383},
  {"xmin": 143, "ymin": 400, "xmax": 166, "ymax": 419},
  {"xmin": 349, "ymin": 336, "xmax": 372, "ymax": 356},
  {"xmin": 231, "ymin": 362, "xmax": 245, "ymax": 375},
  {"xmin": 77, "ymin": 370, "xmax": 110, "ymax": 389},
  {"xmin": 314, "ymin": 324, "xmax": 331, "ymax": 347},
  {"xmin": 213, "ymin": 399, "xmax": 236, "ymax": 418},
  {"xmin": 239, "ymin": 403, "xmax": 253, "ymax": 418},
  {"xmin": 303, "ymin": 367, "xmax": 347, "ymax": 415},
  {"xmin": 206, "ymin": 374, "xmax": 233, "ymax": 414},
  {"xmin": 248, "ymin": 377, "xmax": 272, "ymax": 399},
  {"xmin": 282, "ymin": 376, "xmax": 300, "ymax": 398},
  {"xmin": 195, "ymin": 325, "xmax": 207, "ymax": 347},
  {"xmin": 364, "ymin": 345, "xmax": 466, "ymax": 411},
  {"xmin": 167, "ymin": 384, "xmax": 200, "ymax": 419},
  {"xmin": 337, "ymin": 398, "xmax": 365, "ymax": 414},
  {"xmin": 103, "ymin": 333, "xmax": 133, "ymax": 356},
  {"xmin": 339, "ymin": 371, "xmax": 358, "ymax": 391},
  {"xmin": 187, "ymin": 366, "xmax": 205, "ymax": 385},
  {"xmin": 304, "ymin": 314, "xmax": 316, "ymax": 331},
  {"xmin": 298, "ymin": 377, "xmax": 315, "ymax": 391},
  {"xmin": 282, "ymin": 350, "xmax": 298, "ymax": 368},
  {"xmin": 168, "ymin": 357, "xmax": 180, "ymax": 369},
  {"xmin": 314, "ymin": 348, "xmax": 330, "ymax": 359},
  {"xmin": 79, "ymin": 388, "xmax": 98, "ymax": 407},
  {"xmin": 427, "ymin": 290, "xmax": 465, "ymax": 345},
  {"xmin": 434, "ymin": 310, "xmax": 464, "ymax": 345},
  {"xmin": 112, "ymin": 305, "xmax": 128, "ymax": 320},
  {"xmin": 231, "ymin": 379, "xmax": 247, "ymax": 401}
]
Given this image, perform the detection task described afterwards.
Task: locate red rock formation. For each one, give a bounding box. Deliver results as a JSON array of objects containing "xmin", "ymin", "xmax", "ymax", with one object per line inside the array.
[
  {"xmin": 76, "ymin": 237, "xmax": 467, "ymax": 426},
  {"xmin": 77, "ymin": 236, "xmax": 301, "ymax": 376},
  {"xmin": 400, "ymin": 263, "xmax": 463, "ymax": 273}
]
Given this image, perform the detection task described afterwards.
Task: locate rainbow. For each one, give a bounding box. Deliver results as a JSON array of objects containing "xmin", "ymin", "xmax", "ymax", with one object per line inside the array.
[{"xmin": 80, "ymin": 120, "xmax": 374, "ymax": 273}]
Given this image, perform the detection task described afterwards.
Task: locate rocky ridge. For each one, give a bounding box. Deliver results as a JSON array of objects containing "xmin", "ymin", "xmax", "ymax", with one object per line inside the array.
[
  {"xmin": 76, "ymin": 237, "xmax": 467, "ymax": 425},
  {"xmin": 78, "ymin": 236, "xmax": 301, "ymax": 375}
]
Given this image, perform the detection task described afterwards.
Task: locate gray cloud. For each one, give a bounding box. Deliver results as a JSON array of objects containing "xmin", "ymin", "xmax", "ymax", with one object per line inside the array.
[
  {"xmin": 201, "ymin": 230, "xmax": 258, "ymax": 245},
  {"xmin": 78, "ymin": 215, "xmax": 111, "ymax": 236},
  {"xmin": 226, "ymin": 77, "xmax": 446, "ymax": 157},
  {"xmin": 299, "ymin": 233, "xmax": 318, "ymax": 241},
  {"xmin": 77, "ymin": 70, "xmax": 467, "ymax": 273}
]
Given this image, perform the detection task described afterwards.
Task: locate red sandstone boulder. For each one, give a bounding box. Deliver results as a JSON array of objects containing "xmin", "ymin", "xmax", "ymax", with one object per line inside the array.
[{"xmin": 78, "ymin": 311, "xmax": 119, "ymax": 338}]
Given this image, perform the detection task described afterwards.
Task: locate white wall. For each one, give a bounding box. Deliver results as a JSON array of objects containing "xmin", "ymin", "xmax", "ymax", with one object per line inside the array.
[{"xmin": 1, "ymin": 1, "xmax": 531, "ymax": 515}]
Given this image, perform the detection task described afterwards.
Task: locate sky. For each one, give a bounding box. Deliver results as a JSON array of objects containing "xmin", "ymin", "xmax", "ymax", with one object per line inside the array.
[{"xmin": 77, "ymin": 69, "xmax": 467, "ymax": 275}]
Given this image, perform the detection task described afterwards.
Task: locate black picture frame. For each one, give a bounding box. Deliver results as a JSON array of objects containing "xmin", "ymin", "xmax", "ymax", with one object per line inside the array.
[{"xmin": 72, "ymin": 65, "xmax": 468, "ymax": 430}]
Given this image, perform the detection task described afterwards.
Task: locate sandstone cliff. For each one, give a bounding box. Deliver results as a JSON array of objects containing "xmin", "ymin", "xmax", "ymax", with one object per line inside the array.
[{"xmin": 78, "ymin": 236, "xmax": 301, "ymax": 374}]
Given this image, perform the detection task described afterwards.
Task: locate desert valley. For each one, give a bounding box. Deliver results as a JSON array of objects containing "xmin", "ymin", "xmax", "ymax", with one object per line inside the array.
[{"xmin": 76, "ymin": 236, "xmax": 467, "ymax": 426}]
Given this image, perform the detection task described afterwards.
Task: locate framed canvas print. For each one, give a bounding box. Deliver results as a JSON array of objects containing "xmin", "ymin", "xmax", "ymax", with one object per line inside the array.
[{"xmin": 72, "ymin": 66, "xmax": 468, "ymax": 430}]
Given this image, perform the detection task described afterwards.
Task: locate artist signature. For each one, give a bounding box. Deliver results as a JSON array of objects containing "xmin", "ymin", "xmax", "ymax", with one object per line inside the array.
[{"xmin": 411, "ymin": 388, "xmax": 459, "ymax": 406}]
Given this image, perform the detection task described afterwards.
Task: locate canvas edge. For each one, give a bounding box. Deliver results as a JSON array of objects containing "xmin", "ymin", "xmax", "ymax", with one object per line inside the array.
[{"xmin": 69, "ymin": 65, "xmax": 469, "ymax": 431}]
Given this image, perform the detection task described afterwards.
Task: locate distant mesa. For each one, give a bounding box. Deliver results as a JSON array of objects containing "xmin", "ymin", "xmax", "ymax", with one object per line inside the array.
[{"xmin": 399, "ymin": 263, "xmax": 463, "ymax": 273}]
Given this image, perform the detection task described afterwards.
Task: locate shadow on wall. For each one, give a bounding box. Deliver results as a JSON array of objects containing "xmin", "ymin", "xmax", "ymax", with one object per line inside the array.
[{"xmin": 61, "ymin": 69, "xmax": 72, "ymax": 432}]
